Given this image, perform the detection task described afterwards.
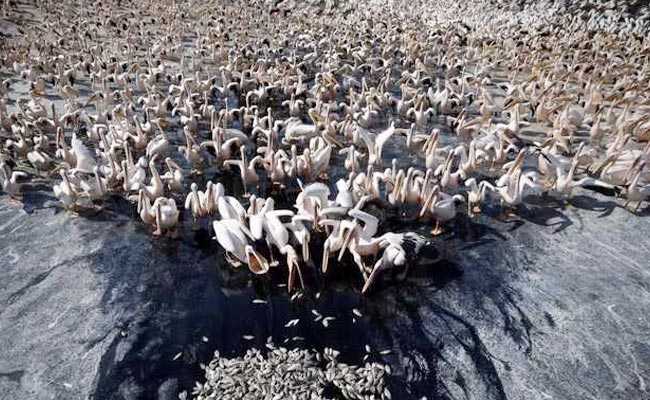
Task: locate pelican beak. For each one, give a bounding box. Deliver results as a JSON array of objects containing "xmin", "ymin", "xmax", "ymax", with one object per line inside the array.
[
  {"xmin": 314, "ymin": 201, "xmax": 321, "ymax": 221},
  {"xmin": 338, "ymin": 220, "xmax": 357, "ymax": 261},
  {"xmin": 245, "ymin": 245, "xmax": 269, "ymax": 275},
  {"xmin": 302, "ymin": 234, "xmax": 310, "ymax": 261},
  {"xmin": 308, "ymin": 109, "xmax": 321, "ymax": 125},
  {"xmin": 391, "ymin": 173, "xmax": 403, "ymax": 199},
  {"xmin": 513, "ymin": 150, "xmax": 526, "ymax": 170},
  {"xmin": 362, "ymin": 258, "xmax": 384, "ymax": 294},
  {"xmin": 286, "ymin": 249, "xmax": 303, "ymax": 293},
  {"xmin": 420, "ymin": 187, "xmax": 439, "ymax": 218},
  {"xmin": 137, "ymin": 190, "xmax": 143, "ymax": 213}
]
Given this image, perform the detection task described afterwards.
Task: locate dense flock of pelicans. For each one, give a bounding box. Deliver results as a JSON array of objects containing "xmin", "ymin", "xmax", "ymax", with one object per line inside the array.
[{"xmin": 1, "ymin": 0, "xmax": 650, "ymax": 295}]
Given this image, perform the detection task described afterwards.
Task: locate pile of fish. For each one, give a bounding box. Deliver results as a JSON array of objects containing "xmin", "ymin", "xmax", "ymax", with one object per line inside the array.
[{"xmin": 188, "ymin": 344, "xmax": 391, "ymax": 400}]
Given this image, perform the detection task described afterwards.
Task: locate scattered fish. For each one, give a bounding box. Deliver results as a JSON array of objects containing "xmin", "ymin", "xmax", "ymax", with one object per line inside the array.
[{"xmin": 285, "ymin": 318, "xmax": 300, "ymax": 327}]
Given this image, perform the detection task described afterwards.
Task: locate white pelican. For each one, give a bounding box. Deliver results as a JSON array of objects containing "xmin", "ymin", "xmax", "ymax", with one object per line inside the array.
[
  {"xmin": 406, "ymin": 100, "xmax": 435, "ymax": 129},
  {"xmin": 624, "ymin": 162, "xmax": 649, "ymax": 212},
  {"xmin": 53, "ymin": 169, "xmax": 78, "ymax": 209},
  {"xmin": 0, "ymin": 163, "xmax": 28, "ymax": 198},
  {"xmin": 152, "ymin": 197, "xmax": 179, "ymax": 236},
  {"xmin": 212, "ymin": 219, "xmax": 270, "ymax": 274},
  {"xmin": 145, "ymin": 123, "xmax": 170, "ymax": 159},
  {"xmin": 420, "ymin": 186, "xmax": 466, "ymax": 235},
  {"xmin": 27, "ymin": 144, "xmax": 52, "ymax": 173},
  {"xmin": 161, "ymin": 157, "xmax": 184, "ymax": 192},
  {"xmin": 78, "ymin": 166, "xmax": 107, "ymax": 202},
  {"xmin": 224, "ymin": 146, "xmax": 263, "ymax": 195},
  {"xmin": 137, "ymin": 189, "xmax": 156, "ymax": 226},
  {"xmin": 360, "ymin": 234, "xmax": 426, "ymax": 295},
  {"xmin": 71, "ymin": 132, "xmax": 97, "ymax": 174},
  {"xmin": 355, "ymin": 122, "xmax": 396, "ymax": 167},
  {"xmin": 143, "ymin": 155, "xmax": 164, "ymax": 200}
]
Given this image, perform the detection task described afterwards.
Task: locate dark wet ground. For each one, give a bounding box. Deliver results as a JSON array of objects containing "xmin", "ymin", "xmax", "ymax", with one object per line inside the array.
[{"xmin": 2, "ymin": 181, "xmax": 650, "ymax": 400}]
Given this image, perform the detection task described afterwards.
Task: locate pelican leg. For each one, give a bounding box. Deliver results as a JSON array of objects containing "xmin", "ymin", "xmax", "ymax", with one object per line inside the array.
[
  {"xmin": 153, "ymin": 206, "xmax": 163, "ymax": 236},
  {"xmin": 430, "ymin": 220, "xmax": 444, "ymax": 236}
]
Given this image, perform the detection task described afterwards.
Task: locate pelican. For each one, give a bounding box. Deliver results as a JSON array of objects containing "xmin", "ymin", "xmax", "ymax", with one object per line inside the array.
[
  {"xmin": 185, "ymin": 182, "xmax": 205, "ymax": 223},
  {"xmin": 152, "ymin": 197, "xmax": 179, "ymax": 236},
  {"xmin": 55, "ymin": 127, "xmax": 75, "ymax": 166},
  {"xmin": 71, "ymin": 132, "xmax": 97, "ymax": 174},
  {"xmin": 0, "ymin": 163, "xmax": 28, "ymax": 198},
  {"xmin": 78, "ymin": 166, "xmax": 107, "ymax": 202},
  {"xmin": 355, "ymin": 122, "xmax": 396, "ymax": 167},
  {"xmin": 624, "ymin": 162, "xmax": 650, "ymax": 212},
  {"xmin": 464, "ymin": 177, "xmax": 489, "ymax": 216},
  {"xmin": 482, "ymin": 171, "xmax": 543, "ymax": 208},
  {"xmin": 420, "ymin": 186, "xmax": 466, "ymax": 235},
  {"xmin": 27, "ymin": 144, "xmax": 52, "ymax": 173},
  {"xmin": 137, "ymin": 189, "xmax": 156, "ymax": 226},
  {"xmin": 178, "ymin": 126, "xmax": 203, "ymax": 169},
  {"xmin": 53, "ymin": 169, "xmax": 78, "ymax": 209},
  {"xmin": 146, "ymin": 123, "xmax": 170, "ymax": 158},
  {"xmin": 143, "ymin": 155, "xmax": 164, "ymax": 200},
  {"xmin": 262, "ymin": 206, "xmax": 305, "ymax": 292},
  {"xmin": 224, "ymin": 146, "xmax": 263, "ymax": 195},
  {"xmin": 339, "ymin": 145, "xmax": 364, "ymax": 172},
  {"xmin": 217, "ymin": 195, "xmax": 247, "ymax": 222},
  {"xmin": 406, "ymin": 100, "xmax": 435, "ymax": 129},
  {"xmin": 282, "ymin": 93, "xmax": 304, "ymax": 117},
  {"xmin": 552, "ymin": 158, "xmax": 615, "ymax": 198},
  {"xmin": 360, "ymin": 233, "xmax": 426, "ymax": 294},
  {"xmin": 212, "ymin": 219, "xmax": 270, "ymax": 275},
  {"xmin": 319, "ymin": 209, "xmax": 357, "ymax": 274},
  {"xmin": 161, "ymin": 157, "xmax": 184, "ymax": 192}
]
